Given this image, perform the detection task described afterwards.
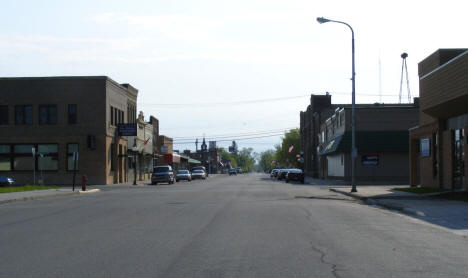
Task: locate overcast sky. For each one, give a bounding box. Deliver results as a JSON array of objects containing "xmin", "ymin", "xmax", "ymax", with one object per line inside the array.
[{"xmin": 1, "ymin": 0, "xmax": 467, "ymax": 153}]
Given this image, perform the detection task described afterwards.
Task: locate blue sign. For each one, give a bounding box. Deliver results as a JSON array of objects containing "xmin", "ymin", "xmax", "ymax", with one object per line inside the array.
[
  {"xmin": 118, "ymin": 124, "xmax": 137, "ymax": 136},
  {"xmin": 361, "ymin": 154, "xmax": 379, "ymax": 166},
  {"xmin": 420, "ymin": 138, "xmax": 430, "ymax": 157}
]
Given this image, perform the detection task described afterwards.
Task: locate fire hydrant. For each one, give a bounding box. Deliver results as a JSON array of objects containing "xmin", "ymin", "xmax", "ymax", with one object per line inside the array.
[{"xmin": 81, "ymin": 175, "xmax": 88, "ymax": 191}]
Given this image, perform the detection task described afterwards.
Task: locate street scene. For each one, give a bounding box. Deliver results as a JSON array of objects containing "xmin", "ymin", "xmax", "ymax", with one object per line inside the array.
[
  {"xmin": 1, "ymin": 174, "xmax": 468, "ymax": 278},
  {"xmin": 1, "ymin": 0, "xmax": 468, "ymax": 277}
]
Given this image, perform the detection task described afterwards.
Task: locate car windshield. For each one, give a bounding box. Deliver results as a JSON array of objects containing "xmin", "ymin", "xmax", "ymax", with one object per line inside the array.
[
  {"xmin": 178, "ymin": 170, "xmax": 189, "ymax": 174},
  {"xmin": 153, "ymin": 167, "xmax": 169, "ymax": 173},
  {"xmin": 193, "ymin": 170, "xmax": 203, "ymax": 173}
]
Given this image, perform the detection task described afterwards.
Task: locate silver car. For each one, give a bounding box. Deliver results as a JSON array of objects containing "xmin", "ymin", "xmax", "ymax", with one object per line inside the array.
[{"xmin": 176, "ymin": 170, "xmax": 192, "ymax": 182}]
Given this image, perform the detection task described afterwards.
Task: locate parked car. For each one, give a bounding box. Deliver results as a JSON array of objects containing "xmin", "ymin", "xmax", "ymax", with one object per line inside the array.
[
  {"xmin": 192, "ymin": 166, "xmax": 208, "ymax": 176},
  {"xmin": 176, "ymin": 170, "xmax": 191, "ymax": 182},
  {"xmin": 270, "ymin": 169, "xmax": 279, "ymax": 178},
  {"xmin": 151, "ymin": 165, "xmax": 174, "ymax": 185},
  {"xmin": 277, "ymin": 169, "xmax": 290, "ymax": 180},
  {"xmin": 0, "ymin": 176, "xmax": 16, "ymax": 186},
  {"xmin": 191, "ymin": 169, "xmax": 206, "ymax": 180},
  {"xmin": 229, "ymin": 168, "xmax": 237, "ymax": 176},
  {"xmin": 285, "ymin": 169, "xmax": 305, "ymax": 184},
  {"xmin": 235, "ymin": 167, "xmax": 243, "ymax": 174}
]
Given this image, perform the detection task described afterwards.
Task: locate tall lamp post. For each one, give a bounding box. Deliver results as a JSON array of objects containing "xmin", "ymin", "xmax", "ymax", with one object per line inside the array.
[
  {"xmin": 317, "ymin": 17, "xmax": 357, "ymax": 192},
  {"xmin": 132, "ymin": 138, "xmax": 138, "ymax": 186}
]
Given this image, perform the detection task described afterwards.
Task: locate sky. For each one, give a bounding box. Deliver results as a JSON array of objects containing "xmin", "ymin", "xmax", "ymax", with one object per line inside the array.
[{"xmin": 1, "ymin": 0, "xmax": 467, "ymax": 154}]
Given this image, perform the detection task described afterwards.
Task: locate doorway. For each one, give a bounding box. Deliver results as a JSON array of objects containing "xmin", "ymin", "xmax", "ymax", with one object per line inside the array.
[{"xmin": 453, "ymin": 129, "xmax": 465, "ymax": 189}]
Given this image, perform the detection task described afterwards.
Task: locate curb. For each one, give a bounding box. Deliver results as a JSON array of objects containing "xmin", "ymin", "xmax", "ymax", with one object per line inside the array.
[
  {"xmin": 0, "ymin": 190, "xmax": 78, "ymax": 205},
  {"xmin": 0, "ymin": 188, "xmax": 101, "ymax": 205},
  {"xmin": 329, "ymin": 188, "xmax": 426, "ymax": 217}
]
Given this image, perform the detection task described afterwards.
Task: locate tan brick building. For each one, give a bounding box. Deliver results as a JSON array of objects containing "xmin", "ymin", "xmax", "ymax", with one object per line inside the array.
[
  {"xmin": 0, "ymin": 76, "xmax": 138, "ymax": 185},
  {"xmin": 409, "ymin": 49, "xmax": 468, "ymax": 190}
]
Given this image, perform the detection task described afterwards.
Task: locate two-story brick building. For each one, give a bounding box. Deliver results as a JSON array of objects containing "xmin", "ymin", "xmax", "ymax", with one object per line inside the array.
[
  {"xmin": 0, "ymin": 76, "xmax": 138, "ymax": 185},
  {"xmin": 409, "ymin": 49, "xmax": 468, "ymax": 190}
]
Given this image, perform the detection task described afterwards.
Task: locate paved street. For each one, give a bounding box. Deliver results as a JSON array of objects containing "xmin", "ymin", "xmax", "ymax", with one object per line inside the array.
[{"xmin": 1, "ymin": 174, "xmax": 468, "ymax": 278}]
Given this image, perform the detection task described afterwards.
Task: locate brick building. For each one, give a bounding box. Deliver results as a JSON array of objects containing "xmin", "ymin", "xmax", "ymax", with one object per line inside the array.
[
  {"xmin": 0, "ymin": 76, "xmax": 138, "ymax": 185},
  {"xmin": 317, "ymin": 103, "xmax": 419, "ymax": 183},
  {"xmin": 409, "ymin": 49, "xmax": 468, "ymax": 190}
]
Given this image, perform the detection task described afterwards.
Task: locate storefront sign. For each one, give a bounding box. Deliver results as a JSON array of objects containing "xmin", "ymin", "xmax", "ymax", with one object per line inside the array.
[
  {"xmin": 117, "ymin": 124, "xmax": 137, "ymax": 136},
  {"xmin": 361, "ymin": 155, "xmax": 379, "ymax": 166},
  {"xmin": 420, "ymin": 138, "xmax": 430, "ymax": 157}
]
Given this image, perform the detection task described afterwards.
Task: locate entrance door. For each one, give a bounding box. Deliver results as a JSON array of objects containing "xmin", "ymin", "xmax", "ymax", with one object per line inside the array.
[{"xmin": 453, "ymin": 129, "xmax": 465, "ymax": 189}]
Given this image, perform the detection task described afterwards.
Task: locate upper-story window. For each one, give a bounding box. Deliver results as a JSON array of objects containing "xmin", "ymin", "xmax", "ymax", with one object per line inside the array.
[
  {"xmin": 0, "ymin": 105, "xmax": 8, "ymax": 125},
  {"xmin": 110, "ymin": 106, "xmax": 124, "ymax": 126},
  {"xmin": 39, "ymin": 105, "xmax": 57, "ymax": 125},
  {"xmin": 68, "ymin": 104, "xmax": 77, "ymax": 124},
  {"xmin": 15, "ymin": 105, "xmax": 33, "ymax": 125}
]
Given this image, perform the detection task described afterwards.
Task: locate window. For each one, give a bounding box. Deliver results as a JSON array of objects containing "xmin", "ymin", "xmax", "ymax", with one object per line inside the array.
[
  {"xmin": 0, "ymin": 145, "xmax": 11, "ymax": 171},
  {"xmin": 0, "ymin": 105, "xmax": 8, "ymax": 125},
  {"xmin": 39, "ymin": 105, "xmax": 57, "ymax": 125},
  {"xmin": 13, "ymin": 144, "xmax": 35, "ymax": 170},
  {"xmin": 110, "ymin": 143, "xmax": 115, "ymax": 171},
  {"xmin": 433, "ymin": 133, "xmax": 438, "ymax": 177},
  {"xmin": 15, "ymin": 105, "xmax": 33, "ymax": 125},
  {"xmin": 110, "ymin": 106, "xmax": 114, "ymax": 126},
  {"xmin": 68, "ymin": 104, "xmax": 77, "ymax": 124},
  {"xmin": 37, "ymin": 144, "xmax": 58, "ymax": 170},
  {"xmin": 67, "ymin": 144, "xmax": 79, "ymax": 171}
]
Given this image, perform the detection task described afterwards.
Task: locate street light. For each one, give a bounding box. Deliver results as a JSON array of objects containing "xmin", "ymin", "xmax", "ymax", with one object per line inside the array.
[
  {"xmin": 317, "ymin": 16, "xmax": 357, "ymax": 192},
  {"xmin": 132, "ymin": 138, "xmax": 138, "ymax": 185}
]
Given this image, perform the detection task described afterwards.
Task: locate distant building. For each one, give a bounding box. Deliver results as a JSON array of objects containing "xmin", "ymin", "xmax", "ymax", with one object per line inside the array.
[
  {"xmin": 0, "ymin": 76, "xmax": 138, "ymax": 185},
  {"xmin": 409, "ymin": 49, "xmax": 468, "ymax": 190},
  {"xmin": 316, "ymin": 103, "xmax": 419, "ymax": 183}
]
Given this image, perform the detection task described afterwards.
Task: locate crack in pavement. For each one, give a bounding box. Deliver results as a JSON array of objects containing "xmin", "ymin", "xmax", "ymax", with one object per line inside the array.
[{"xmin": 310, "ymin": 243, "xmax": 341, "ymax": 278}]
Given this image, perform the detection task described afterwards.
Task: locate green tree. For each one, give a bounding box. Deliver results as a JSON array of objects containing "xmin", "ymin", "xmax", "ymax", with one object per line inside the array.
[
  {"xmin": 275, "ymin": 128, "xmax": 300, "ymax": 168},
  {"xmin": 236, "ymin": 147, "xmax": 255, "ymax": 172},
  {"xmin": 259, "ymin": 149, "xmax": 275, "ymax": 172}
]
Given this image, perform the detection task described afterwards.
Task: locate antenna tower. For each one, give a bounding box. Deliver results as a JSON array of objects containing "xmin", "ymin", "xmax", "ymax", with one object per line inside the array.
[{"xmin": 399, "ymin": 52, "xmax": 411, "ymax": 103}]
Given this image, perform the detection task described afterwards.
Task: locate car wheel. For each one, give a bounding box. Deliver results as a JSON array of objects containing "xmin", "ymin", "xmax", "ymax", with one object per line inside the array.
[
  {"xmin": 176, "ymin": 179, "xmax": 179, "ymax": 182},
  {"xmin": 154, "ymin": 182, "xmax": 158, "ymax": 185},
  {"xmin": 285, "ymin": 179, "xmax": 289, "ymax": 183}
]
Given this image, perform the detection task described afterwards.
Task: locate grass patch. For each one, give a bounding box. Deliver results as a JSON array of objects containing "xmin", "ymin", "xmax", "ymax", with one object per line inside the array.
[
  {"xmin": 392, "ymin": 187, "xmax": 447, "ymax": 194},
  {"xmin": 0, "ymin": 185, "xmax": 59, "ymax": 194},
  {"xmin": 434, "ymin": 191, "xmax": 468, "ymax": 203}
]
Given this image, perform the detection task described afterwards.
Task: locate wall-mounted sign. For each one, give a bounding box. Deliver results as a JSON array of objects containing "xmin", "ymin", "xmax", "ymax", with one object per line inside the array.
[
  {"xmin": 161, "ymin": 146, "xmax": 168, "ymax": 154},
  {"xmin": 420, "ymin": 138, "xmax": 430, "ymax": 157},
  {"xmin": 361, "ymin": 154, "xmax": 379, "ymax": 166},
  {"xmin": 118, "ymin": 124, "xmax": 137, "ymax": 136}
]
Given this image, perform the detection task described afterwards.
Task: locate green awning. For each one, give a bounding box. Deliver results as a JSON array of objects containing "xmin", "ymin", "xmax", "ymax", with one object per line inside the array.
[
  {"xmin": 318, "ymin": 131, "xmax": 409, "ymax": 155},
  {"xmin": 188, "ymin": 158, "xmax": 201, "ymax": 164}
]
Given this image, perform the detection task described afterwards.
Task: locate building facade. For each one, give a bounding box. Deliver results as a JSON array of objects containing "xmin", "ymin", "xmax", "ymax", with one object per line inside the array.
[
  {"xmin": 409, "ymin": 49, "xmax": 468, "ymax": 190},
  {"xmin": 0, "ymin": 76, "xmax": 138, "ymax": 185},
  {"xmin": 317, "ymin": 103, "xmax": 419, "ymax": 183}
]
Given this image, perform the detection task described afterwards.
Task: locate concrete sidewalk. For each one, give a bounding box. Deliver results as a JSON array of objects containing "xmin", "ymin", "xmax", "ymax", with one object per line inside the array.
[
  {"xmin": 0, "ymin": 187, "xmax": 100, "ymax": 205},
  {"xmin": 330, "ymin": 185, "xmax": 468, "ymax": 236}
]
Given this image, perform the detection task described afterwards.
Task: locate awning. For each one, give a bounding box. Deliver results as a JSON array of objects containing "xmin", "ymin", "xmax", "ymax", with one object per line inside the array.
[
  {"xmin": 188, "ymin": 158, "xmax": 201, "ymax": 164},
  {"xmin": 318, "ymin": 131, "xmax": 409, "ymax": 156}
]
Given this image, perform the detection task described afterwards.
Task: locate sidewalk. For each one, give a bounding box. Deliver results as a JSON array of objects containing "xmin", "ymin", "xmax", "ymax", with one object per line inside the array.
[
  {"xmin": 0, "ymin": 187, "xmax": 100, "ymax": 205},
  {"xmin": 330, "ymin": 185, "xmax": 468, "ymax": 236}
]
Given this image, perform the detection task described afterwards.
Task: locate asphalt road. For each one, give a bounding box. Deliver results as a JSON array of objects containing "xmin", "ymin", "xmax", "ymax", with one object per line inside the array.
[{"xmin": 1, "ymin": 174, "xmax": 467, "ymax": 278}]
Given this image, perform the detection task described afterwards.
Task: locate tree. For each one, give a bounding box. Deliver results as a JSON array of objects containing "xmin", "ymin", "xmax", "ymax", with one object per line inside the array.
[
  {"xmin": 275, "ymin": 128, "xmax": 300, "ymax": 168},
  {"xmin": 259, "ymin": 149, "xmax": 275, "ymax": 172},
  {"xmin": 236, "ymin": 148, "xmax": 255, "ymax": 172}
]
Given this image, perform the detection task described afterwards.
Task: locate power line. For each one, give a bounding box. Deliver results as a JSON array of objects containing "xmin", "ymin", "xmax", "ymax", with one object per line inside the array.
[
  {"xmin": 173, "ymin": 133, "xmax": 286, "ymax": 144},
  {"xmin": 172, "ymin": 127, "xmax": 297, "ymax": 139},
  {"xmin": 140, "ymin": 95, "xmax": 310, "ymax": 107}
]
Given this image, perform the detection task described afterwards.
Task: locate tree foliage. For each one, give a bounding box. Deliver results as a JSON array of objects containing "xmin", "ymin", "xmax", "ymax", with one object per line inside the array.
[{"xmin": 258, "ymin": 128, "xmax": 301, "ymax": 171}]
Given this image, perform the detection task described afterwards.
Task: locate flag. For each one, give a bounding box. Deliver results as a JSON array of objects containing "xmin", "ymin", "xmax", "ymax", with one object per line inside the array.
[{"xmin": 288, "ymin": 144, "xmax": 294, "ymax": 153}]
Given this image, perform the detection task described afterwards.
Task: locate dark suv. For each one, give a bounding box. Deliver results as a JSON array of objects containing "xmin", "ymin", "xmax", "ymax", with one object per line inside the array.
[{"xmin": 151, "ymin": 165, "xmax": 175, "ymax": 185}]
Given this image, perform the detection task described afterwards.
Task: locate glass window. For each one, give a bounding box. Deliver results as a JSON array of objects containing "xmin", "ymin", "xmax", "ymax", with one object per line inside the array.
[
  {"xmin": 67, "ymin": 144, "xmax": 79, "ymax": 171},
  {"xmin": 14, "ymin": 144, "xmax": 35, "ymax": 153},
  {"xmin": 0, "ymin": 105, "xmax": 8, "ymax": 125},
  {"xmin": 110, "ymin": 106, "xmax": 114, "ymax": 126},
  {"xmin": 68, "ymin": 104, "xmax": 77, "ymax": 124},
  {"xmin": 0, "ymin": 145, "xmax": 10, "ymax": 153},
  {"xmin": 38, "ymin": 156, "xmax": 58, "ymax": 171},
  {"xmin": 39, "ymin": 105, "xmax": 57, "ymax": 125},
  {"xmin": 0, "ymin": 157, "xmax": 11, "ymax": 171},
  {"xmin": 14, "ymin": 157, "xmax": 33, "ymax": 170},
  {"xmin": 38, "ymin": 144, "xmax": 58, "ymax": 154},
  {"xmin": 15, "ymin": 105, "xmax": 33, "ymax": 125}
]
